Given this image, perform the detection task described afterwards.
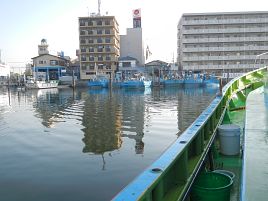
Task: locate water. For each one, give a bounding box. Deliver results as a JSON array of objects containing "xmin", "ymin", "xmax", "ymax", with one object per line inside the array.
[{"xmin": 0, "ymin": 86, "xmax": 217, "ymax": 201}]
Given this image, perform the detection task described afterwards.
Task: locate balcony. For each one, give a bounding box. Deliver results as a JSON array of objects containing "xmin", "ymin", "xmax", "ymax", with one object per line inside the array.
[{"xmin": 181, "ymin": 18, "xmax": 268, "ymax": 26}]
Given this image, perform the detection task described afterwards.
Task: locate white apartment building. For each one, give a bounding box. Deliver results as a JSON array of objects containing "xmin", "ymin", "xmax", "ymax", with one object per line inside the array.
[{"xmin": 177, "ymin": 11, "xmax": 268, "ymax": 75}]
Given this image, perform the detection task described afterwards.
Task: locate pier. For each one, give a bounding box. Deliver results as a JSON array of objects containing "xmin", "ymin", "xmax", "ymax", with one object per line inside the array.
[{"xmin": 112, "ymin": 67, "xmax": 268, "ymax": 201}]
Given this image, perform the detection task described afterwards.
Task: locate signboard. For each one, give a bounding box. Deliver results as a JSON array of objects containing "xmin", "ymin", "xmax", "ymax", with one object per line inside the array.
[
  {"xmin": 133, "ymin": 9, "xmax": 141, "ymax": 28},
  {"xmin": 133, "ymin": 9, "xmax": 141, "ymax": 19}
]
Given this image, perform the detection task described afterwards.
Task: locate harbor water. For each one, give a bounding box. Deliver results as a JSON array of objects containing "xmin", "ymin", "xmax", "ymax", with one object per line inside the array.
[{"xmin": 0, "ymin": 86, "xmax": 217, "ymax": 201}]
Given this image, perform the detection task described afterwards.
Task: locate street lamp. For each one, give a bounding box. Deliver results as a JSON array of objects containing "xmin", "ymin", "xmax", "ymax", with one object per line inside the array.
[{"xmin": 254, "ymin": 51, "xmax": 268, "ymax": 70}]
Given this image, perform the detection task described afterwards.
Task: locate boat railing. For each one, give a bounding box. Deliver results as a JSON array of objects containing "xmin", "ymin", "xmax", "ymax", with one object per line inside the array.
[{"xmin": 112, "ymin": 66, "xmax": 267, "ymax": 201}]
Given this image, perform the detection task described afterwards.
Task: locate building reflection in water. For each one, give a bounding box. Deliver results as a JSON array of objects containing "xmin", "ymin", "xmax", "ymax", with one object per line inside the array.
[
  {"xmin": 81, "ymin": 89, "xmax": 123, "ymax": 170},
  {"xmin": 119, "ymin": 89, "xmax": 146, "ymax": 154},
  {"xmin": 29, "ymin": 88, "xmax": 81, "ymax": 128},
  {"xmin": 81, "ymin": 88, "xmax": 146, "ymax": 159}
]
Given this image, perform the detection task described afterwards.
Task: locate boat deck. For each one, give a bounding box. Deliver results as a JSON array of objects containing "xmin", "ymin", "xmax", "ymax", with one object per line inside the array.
[
  {"xmin": 214, "ymin": 109, "xmax": 244, "ymax": 201},
  {"xmin": 242, "ymin": 85, "xmax": 268, "ymax": 201},
  {"xmin": 214, "ymin": 83, "xmax": 268, "ymax": 201}
]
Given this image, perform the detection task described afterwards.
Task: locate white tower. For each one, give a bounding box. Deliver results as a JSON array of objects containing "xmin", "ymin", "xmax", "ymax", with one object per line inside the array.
[{"xmin": 38, "ymin": 39, "xmax": 49, "ymax": 55}]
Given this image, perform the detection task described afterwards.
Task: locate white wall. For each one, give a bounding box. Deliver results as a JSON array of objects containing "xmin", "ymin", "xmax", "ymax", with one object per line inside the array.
[{"xmin": 120, "ymin": 28, "xmax": 145, "ymax": 65}]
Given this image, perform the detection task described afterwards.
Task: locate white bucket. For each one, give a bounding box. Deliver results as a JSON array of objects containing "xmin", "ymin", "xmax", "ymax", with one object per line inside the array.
[{"xmin": 218, "ymin": 124, "xmax": 240, "ymax": 155}]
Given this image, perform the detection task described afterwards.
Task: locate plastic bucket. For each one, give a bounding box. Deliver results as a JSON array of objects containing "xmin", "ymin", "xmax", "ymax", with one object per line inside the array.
[
  {"xmin": 218, "ymin": 124, "xmax": 240, "ymax": 155},
  {"xmin": 191, "ymin": 172, "xmax": 233, "ymax": 201},
  {"xmin": 213, "ymin": 169, "xmax": 235, "ymax": 180}
]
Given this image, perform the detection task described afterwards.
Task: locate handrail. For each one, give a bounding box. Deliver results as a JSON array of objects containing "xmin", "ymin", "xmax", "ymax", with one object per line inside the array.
[{"xmin": 112, "ymin": 67, "xmax": 267, "ymax": 201}]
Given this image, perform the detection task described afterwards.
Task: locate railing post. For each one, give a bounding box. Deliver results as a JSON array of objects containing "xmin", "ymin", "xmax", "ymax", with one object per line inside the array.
[{"xmin": 218, "ymin": 77, "xmax": 223, "ymax": 96}]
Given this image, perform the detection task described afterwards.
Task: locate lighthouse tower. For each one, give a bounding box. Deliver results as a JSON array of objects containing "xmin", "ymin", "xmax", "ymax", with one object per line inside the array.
[{"xmin": 38, "ymin": 39, "xmax": 49, "ymax": 55}]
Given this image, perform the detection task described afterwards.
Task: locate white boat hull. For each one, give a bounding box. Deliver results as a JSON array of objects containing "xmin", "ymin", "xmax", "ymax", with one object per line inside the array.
[{"xmin": 25, "ymin": 81, "xmax": 59, "ymax": 89}]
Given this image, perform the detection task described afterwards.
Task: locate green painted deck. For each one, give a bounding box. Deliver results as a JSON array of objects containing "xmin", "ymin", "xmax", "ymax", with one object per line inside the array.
[
  {"xmin": 214, "ymin": 80, "xmax": 268, "ymax": 201},
  {"xmin": 214, "ymin": 110, "xmax": 244, "ymax": 201},
  {"xmin": 242, "ymin": 84, "xmax": 268, "ymax": 201}
]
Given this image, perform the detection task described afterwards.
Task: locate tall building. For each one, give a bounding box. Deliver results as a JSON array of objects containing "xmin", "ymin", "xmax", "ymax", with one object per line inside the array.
[
  {"xmin": 120, "ymin": 9, "xmax": 145, "ymax": 66},
  {"xmin": 177, "ymin": 11, "xmax": 268, "ymax": 75},
  {"xmin": 79, "ymin": 15, "xmax": 120, "ymax": 80}
]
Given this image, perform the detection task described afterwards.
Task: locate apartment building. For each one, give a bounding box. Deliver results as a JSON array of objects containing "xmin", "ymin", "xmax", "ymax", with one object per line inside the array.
[
  {"xmin": 79, "ymin": 15, "xmax": 120, "ymax": 80},
  {"xmin": 177, "ymin": 11, "xmax": 268, "ymax": 75}
]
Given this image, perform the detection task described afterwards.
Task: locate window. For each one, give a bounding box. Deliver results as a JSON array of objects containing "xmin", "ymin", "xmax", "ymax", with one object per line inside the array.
[
  {"xmin": 89, "ymin": 21, "xmax": 93, "ymax": 26},
  {"xmin": 89, "ymin": 64, "xmax": 95, "ymax": 70},
  {"xmin": 97, "ymin": 20, "xmax": 102, "ymax": 25},
  {"xmin": 105, "ymin": 20, "xmax": 110, "ymax": 25},
  {"xmin": 39, "ymin": 60, "xmax": 43, "ymax": 64},
  {"xmin": 97, "ymin": 38, "xmax": 102, "ymax": 43},
  {"xmin": 123, "ymin": 62, "xmax": 131, "ymax": 67},
  {"xmin": 89, "ymin": 56, "xmax": 94, "ymax": 61},
  {"xmin": 98, "ymin": 46, "xmax": 103, "ymax": 52},
  {"xmin": 80, "ymin": 20, "xmax": 85, "ymax": 26},
  {"xmin": 50, "ymin": 60, "xmax": 59, "ymax": 65},
  {"xmin": 89, "ymin": 47, "xmax": 94, "ymax": 52},
  {"xmin": 105, "ymin": 46, "xmax": 111, "ymax": 52},
  {"xmin": 81, "ymin": 55, "xmax": 86, "ymax": 61},
  {"xmin": 88, "ymin": 30, "xmax": 93, "ymax": 35},
  {"xmin": 105, "ymin": 38, "xmax": 111, "ymax": 43},
  {"xmin": 106, "ymin": 55, "xmax": 111, "ymax": 61},
  {"xmin": 98, "ymin": 56, "xmax": 103, "ymax": 61},
  {"xmin": 80, "ymin": 30, "xmax": 86, "ymax": 35},
  {"xmin": 81, "ymin": 48, "xmax": 86, "ymax": 53},
  {"xmin": 89, "ymin": 39, "xmax": 94, "ymax": 43},
  {"xmin": 97, "ymin": 29, "xmax": 102, "ymax": 34},
  {"xmin": 98, "ymin": 64, "xmax": 103, "ymax": 69},
  {"xmin": 81, "ymin": 64, "xmax": 86, "ymax": 70},
  {"xmin": 86, "ymin": 72, "xmax": 96, "ymax": 75},
  {"xmin": 105, "ymin": 29, "xmax": 111, "ymax": 34},
  {"xmin": 80, "ymin": 39, "xmax": 86, "ymax": 44}
]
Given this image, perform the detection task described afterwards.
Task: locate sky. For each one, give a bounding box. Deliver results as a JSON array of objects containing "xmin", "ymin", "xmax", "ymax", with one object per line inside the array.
[{"xmin": 1, "ymin": 0, "xmax": 268, "ymax": 69}]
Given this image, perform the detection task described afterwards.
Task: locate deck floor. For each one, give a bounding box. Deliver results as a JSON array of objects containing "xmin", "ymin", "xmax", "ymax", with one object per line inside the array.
[{"xmin": 242, "ymin": 86, "xmax": 268, "ymax": 201}]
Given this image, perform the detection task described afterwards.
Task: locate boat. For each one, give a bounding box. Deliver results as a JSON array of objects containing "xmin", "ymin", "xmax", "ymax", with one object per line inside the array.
[
  {"xmin": 163, "ymin": 79, "xmax": 184, "ymax": 86},
  {"xmin": 120, "ymin": 78, "xmax": 152, "ymax": 88},
  {"xmin": 120, "ymin": 79, "xmax": 144, "ymax": 88},
  {"xmin": 88, "ymin": 75, "xmax": 109, "ymax": 88},
  {"xmin": 25, "ymin": 79, "xmax": 58, "ymax": 89},
  {"xmin": 203, "ymin": 74, "xmax": 220, "ymax": 87},
  {"xmin": 184, "ymin": 74, "xmax": 203, "ymax": 85}
]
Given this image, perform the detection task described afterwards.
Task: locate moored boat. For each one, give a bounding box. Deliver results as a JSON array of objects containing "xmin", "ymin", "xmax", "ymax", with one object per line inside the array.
[
  {"xmin": 163, "ymin": 79, "xmax": 184, "ymax": 86},
  {"xmin": 88, "ymin": 75, "xmax": 109, "ymax": 88},
  {"xmin": 203, "ymin": 75, "xmax": 220, "ymax": 87},
  {"xmin": 120, "ymin": 80, "xmax": 144, "ymax": 88},
  {"xmin": 88, "ymin": 79, "xmax": 109, "ymax": 88},
  {"xmin": 25, "ymin": 79, "xmax": 58, "ymax": 89}
]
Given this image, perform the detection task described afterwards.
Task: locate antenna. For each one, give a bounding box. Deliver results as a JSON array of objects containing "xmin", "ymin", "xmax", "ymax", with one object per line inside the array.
[{"xmin": 98, "ymin": 0, "xmax": 101, "ymax": 15}]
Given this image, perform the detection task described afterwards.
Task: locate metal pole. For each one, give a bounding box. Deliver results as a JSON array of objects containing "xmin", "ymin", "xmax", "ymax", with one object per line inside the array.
[
  {"xmin": 72, "ymin": 70, "xmax": 75, "ymax": 88},
  {"xmin": 219, "ymin": 77, "xmax": 223, "ymax": 96}
]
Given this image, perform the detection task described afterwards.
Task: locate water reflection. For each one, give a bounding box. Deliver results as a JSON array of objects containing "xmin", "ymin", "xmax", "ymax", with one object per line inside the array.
[
  {"xmin": 82, "ymin": 91, "xmax": 123, "ymax": 154},
  {"xmin": 18, "ymin": 88, "xmax": 83, "ymax": 128},
  {"xmin": 0, "ymin": 89, "xmax": 11, "ymax": 135},
  {"xmin": 0, "ymin": 86, "xmax": 218, "ymax": 201}
]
